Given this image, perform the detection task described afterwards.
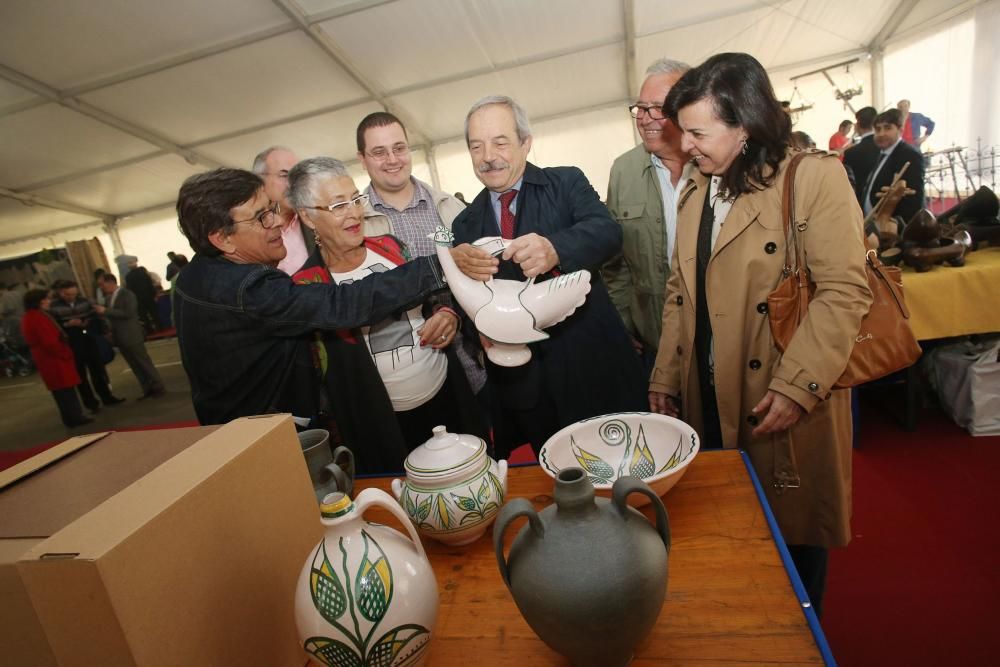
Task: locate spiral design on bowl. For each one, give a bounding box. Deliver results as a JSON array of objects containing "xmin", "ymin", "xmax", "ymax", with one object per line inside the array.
[{"xmin": 599, "ymin": 419, "xmax": 630, "ymax": 447}]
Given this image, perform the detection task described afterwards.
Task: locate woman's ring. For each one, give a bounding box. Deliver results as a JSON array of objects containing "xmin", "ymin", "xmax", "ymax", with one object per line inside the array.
[{"xmin": 439, "ymin": 335, "xmax": 446, "ymax": 341}]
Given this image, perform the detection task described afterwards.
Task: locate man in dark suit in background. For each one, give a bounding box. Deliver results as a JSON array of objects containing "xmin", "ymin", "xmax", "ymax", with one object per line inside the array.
[
  {"xmin": 95, "ymin": 273, "xmax": 165, "ymax": 399},
  {"xmin": 450, "ymin": 95, "xmax": 647, "ymax": 457},
  {"xmin": 842, "ymin": 106, "xmax": 878, "ymax": 203},
  {"xmin": 862, "ymin": 108, "xmax": 925, "ymax": 223}
]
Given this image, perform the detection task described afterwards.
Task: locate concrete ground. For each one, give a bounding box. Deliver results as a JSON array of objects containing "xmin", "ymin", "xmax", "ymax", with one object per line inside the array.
[{"xmin": 1, "ymin": 337, "xmax": 197, "ymax": 453}]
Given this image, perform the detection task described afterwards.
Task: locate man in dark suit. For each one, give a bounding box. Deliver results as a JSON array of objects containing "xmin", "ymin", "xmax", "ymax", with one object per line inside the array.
[
  {"xmin": 862, "ymin": 108, "xmax": 925, "ymax": 223},
  {"xmin": 842, "ymin": 106, "xmax": 878, "ymax": 203},
  {"xmin": 450, "ymin": 95, "xmax": 647, "ymax": 457},
  {"xmin": 95, "ymin": 274, "xmax": 165, "ymax": 399}
]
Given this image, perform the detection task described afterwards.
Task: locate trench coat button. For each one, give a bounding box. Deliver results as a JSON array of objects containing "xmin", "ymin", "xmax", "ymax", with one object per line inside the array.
[
  {"xmin": 808, "ymin": 382, "xmax": 819, "ymax": 392},
  {"xmin": 756, "ymin": 302, "xmax": 768, "ymax": 314},
  {"xmin": 676, "ymin": 345, "xmax": 683, "ymax": 355},
  {"xmin": 749, "ymin": 359, "xmax": 762, "ymax": 370},
  {"xmin": 676, "ymin": 295, "xmax": 683, "ymax": 305},
  {"xmin": 765, "ymin": 242, "xmax": 777, "ymax": 254},
  {"xmin": 747, "ymin": 415, "xmax": 759, "ymax": 426}
]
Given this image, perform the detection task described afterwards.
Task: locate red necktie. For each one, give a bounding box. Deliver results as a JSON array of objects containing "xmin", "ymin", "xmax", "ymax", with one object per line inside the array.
[{"xmin": 499, "ymin": 189, "xmax": 518, "ymax": 239}]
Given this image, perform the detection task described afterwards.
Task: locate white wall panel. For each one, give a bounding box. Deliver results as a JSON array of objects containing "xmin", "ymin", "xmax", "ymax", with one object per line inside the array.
[
  {"xmin": 0, "ymin": 0, "xmax": 290, "ymax": 89},
  {"xmin": 30, "ymin": 155, "xmax": 204, "ymax": 216},
  {"xmin": 195, "ymin": 101, "xmax": 385, "ymax": 167},
  {"xmin": 0, "ymin": 105, "xmax": 158, "ymax": 190},
  {"xmin": 0, "ymin": 79, "xmax": 39, "ymax": 115},
  {"xmin": 79, "ymin": 32, "xmax": 370, "ymax": 144},
  {"xmin": 389, "ymin": 43, "xmax": 626, "ymax": 142}
]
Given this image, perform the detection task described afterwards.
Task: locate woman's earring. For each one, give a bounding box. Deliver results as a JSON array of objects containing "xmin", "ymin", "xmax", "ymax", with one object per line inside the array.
[{"xmin": 741, "ymin": 139, "xmax": 749, "ymax": 156}]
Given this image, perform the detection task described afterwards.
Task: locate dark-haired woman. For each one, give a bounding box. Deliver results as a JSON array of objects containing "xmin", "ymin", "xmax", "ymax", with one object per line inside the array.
[
  {"xmin": 649, "ymin": 53, "xmax": 872, "ymax": 616},
  {"xmin": 21, "ymin": 289, "xmax": 93, "ymax": 428}
]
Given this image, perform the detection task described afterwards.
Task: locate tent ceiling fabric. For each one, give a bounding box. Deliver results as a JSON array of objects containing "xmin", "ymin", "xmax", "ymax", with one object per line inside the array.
[{"xmin": 0, "ymin": 0, "xmax": 976, "ymax": 245}]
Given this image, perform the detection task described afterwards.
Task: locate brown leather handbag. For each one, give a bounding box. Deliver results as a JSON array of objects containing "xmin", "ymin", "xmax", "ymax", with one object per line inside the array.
[{"xmin": 767, "ymin": 152, "xmax": 922, "ymax": 389}]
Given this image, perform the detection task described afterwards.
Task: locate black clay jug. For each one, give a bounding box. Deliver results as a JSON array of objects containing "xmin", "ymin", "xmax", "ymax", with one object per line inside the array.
[{"xmin": 493, "ymin": 468, "xmax": 670, "ymax": 666}]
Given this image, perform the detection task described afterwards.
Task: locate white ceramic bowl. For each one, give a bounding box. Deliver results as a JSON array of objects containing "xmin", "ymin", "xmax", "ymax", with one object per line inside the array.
[{"xmin": 539, "ymin": 412, "xmax": 700, "ymax": 507}]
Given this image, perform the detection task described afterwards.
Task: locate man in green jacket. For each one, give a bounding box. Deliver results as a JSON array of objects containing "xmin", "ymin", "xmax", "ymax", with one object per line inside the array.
[{"xmin": 603, "ymin": 58, "xmax": 691, "ymax": 371}]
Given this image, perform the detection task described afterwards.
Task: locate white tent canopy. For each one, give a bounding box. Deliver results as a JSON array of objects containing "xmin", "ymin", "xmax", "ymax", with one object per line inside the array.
[{"xmin": 1, "ymin": 0, "xmax": 996, "ymax": 267}]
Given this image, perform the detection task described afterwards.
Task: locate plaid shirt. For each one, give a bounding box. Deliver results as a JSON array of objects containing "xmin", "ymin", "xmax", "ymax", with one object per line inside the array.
[{"xmin": 366, "ymin": 179, "xmax": 441, "ymax": 257}]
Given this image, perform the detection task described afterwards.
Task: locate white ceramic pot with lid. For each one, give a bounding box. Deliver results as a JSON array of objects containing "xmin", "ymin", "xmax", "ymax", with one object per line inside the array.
[{"xmin": 391, "ymin": 425, "xmax": 508, "ymax": 546}]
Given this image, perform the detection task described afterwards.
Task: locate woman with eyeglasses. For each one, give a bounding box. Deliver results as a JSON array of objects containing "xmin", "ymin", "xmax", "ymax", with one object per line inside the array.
[
  {"xmin": 648, "ymin": 53, "xmax": 872, "ymax": 617},
  {"xmin": 289, "ymin": 157, "xmax": 487, "ymax": 474}
]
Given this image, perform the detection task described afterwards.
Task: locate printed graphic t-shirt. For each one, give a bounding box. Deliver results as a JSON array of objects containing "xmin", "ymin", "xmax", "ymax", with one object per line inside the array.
[{"xmin": 331, "ymin": 248, "xmax": 447, "ymax": 411}]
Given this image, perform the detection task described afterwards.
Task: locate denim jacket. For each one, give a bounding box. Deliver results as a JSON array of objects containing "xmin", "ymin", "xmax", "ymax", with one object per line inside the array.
[{"xmin": 174, "ymin": 252, "xmax": 446, "ymax": 425}]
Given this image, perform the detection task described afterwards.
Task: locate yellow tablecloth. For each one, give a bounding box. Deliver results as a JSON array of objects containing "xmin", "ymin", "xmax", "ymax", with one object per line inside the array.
[{"xmin": 900, "ymin": 246, "xmax": 1000, "ymax": 340}]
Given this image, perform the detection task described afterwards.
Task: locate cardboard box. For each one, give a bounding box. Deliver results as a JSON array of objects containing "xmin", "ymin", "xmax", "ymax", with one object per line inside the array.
[{"xmin": 0, "ymin": 415, "xmax": 323, "ymax": 666}]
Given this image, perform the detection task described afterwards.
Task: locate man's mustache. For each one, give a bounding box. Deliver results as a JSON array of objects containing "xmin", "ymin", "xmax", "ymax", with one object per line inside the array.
[{"xmin": 478, "ymin": 159, "xmax": 509, "ymax": 173}]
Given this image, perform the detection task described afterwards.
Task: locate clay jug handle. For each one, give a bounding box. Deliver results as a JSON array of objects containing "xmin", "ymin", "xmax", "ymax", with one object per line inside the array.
[
  {"xmin": 353, "ymin": 488, "xmax": 428, "ymax": 560},
  {"xmin": 611, "ymin": 476, "xmax": 671, "ymax": 554},
  {"xmin": 493, "ymin": 498, "xmax": 544, "ymax": 589},
  {"xmin": 331, "ymin": 446, "xmax": 355, "ymax": 496}
]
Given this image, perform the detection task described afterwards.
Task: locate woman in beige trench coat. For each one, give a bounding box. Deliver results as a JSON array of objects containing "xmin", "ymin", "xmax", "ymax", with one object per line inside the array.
[{"xmin": 649, "ymin": 53, "xmax": 872, "ymax": 617}]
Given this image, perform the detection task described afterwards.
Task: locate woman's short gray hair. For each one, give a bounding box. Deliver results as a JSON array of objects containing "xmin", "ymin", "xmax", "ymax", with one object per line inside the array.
[
  {"xmin": 287, "ymin": 157, "xmax": 350, "ymax": 209},
  {"xmin": 464, "ymin": 95, "xmax": 532, "ymax": 146}
]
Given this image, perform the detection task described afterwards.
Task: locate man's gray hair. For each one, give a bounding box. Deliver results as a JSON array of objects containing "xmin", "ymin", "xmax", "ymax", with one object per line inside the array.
[
  {"xmin": 464, "ymin": 95, "xmax": 532, "ymax": 146},
  {"xmin": 287, "ymin": 157, "xmax": 351, "ymax": 209},
  {"xmin": 251, "ymin": 146, "xmax": 294, "ymax": 175},
  {"xmin": 644, "ymin": 58, "xmax": 691, "ymax": 78}
]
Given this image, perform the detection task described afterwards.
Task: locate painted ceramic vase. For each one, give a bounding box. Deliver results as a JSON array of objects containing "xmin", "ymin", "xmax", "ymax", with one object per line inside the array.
[
  {"xmin": 493, "ymin": 468, "xmax": 671, "ymax": 667},
  {"xmin": 432, "ymin": 225, "xmax": 591, "ymax": 367},
  {"xmin": 391, "ymin": 425, "xmax": 507, "ymax": 546},
  {"xmin": 294, "ymin": 489, "xmax": 439, "ymax": 667}
]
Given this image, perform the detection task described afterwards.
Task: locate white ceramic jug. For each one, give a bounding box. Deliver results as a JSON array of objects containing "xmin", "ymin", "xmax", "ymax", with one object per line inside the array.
[{"xmin": 294, "ymin": 489, "xmax": 439, "ymax": 666}]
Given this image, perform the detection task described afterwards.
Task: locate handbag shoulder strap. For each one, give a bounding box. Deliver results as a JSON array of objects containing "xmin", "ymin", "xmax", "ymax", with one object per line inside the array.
[{"xmin": 781, "ymin": 151, "xmax": 812, "ymax": 274}]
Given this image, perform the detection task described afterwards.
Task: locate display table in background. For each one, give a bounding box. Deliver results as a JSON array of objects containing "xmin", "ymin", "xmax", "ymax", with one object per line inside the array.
[
  {"xmin": 882, "ymin": 247, "xmax": 1000, "ymax": 430},
  {"xmin": 900, "ymin": 246, "xmax": 1000, "ymax": 341},
  {"xmin": 337, "ymin": 452, "xmax": 827, "ymax": 665}
]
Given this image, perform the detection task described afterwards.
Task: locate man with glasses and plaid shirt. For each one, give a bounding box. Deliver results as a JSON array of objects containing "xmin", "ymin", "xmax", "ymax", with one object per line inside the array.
[
  {"xmin": 172, "ymin": 168, "xmax": 450, "ymax": 426},
  {"xmin": 603, "ymin": 58, "xmax": 692, "ymax": 375},
  {"xmin": 357, "ymin": 111, "xmax": 488, "ymax": 404}
]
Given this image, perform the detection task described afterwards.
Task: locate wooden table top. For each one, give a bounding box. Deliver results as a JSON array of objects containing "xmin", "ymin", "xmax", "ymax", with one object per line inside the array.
[{"xmin": 346, "ymin": 450, "xmax": 823, "ymax": 665}]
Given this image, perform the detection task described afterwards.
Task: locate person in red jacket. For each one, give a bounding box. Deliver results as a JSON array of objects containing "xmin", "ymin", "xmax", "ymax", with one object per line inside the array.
[{"xmin": 20, "ymin": 289, "xmax": 93, "ymax": 428}]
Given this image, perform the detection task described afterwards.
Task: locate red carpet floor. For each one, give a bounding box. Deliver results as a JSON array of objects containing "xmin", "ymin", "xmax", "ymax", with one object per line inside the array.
[{"xmin": 824, "ymin": 392, "xmax": 1000, "ymax": 665}]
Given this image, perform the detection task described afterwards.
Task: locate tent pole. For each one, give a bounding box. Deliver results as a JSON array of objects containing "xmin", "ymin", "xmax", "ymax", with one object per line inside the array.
[
  {"xmin": 870, "ymin": 49, "xmax": 885, "ymax": 110},
  {"xmin": 426, "ymin": 144, "xmax": 442, "ymax": 192},
  {"xmin": 104, "ymin": 219, "xmax": 126, "ymax": 259}
]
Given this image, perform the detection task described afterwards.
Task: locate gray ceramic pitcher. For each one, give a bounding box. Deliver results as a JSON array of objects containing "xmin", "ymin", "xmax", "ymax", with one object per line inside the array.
[
  {"xmin": 298, "ymin": 429, "xmax": 355, "ymax": 502},
  {"xmin": 493, "ymin": 468, "xmax": 670, "ymax": 666}
]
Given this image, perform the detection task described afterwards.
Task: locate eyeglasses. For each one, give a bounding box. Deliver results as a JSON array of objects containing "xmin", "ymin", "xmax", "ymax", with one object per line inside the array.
[
  {"xmin": 628, "ymin": 104, "xmax": 666, "ymax": 120},
  {"xmin": 261, "ymin": 170, "xmax": 290, "ymax": 180},
  {"xmin": 365, "ymin": 144, "xmax": 410, "ymax": 161},
  {"xmin": 302, "ymin": 194, "xmax": 369, "ymax": 218},
  {"xmin": 233, "ymin": 202, "xmax": 282, "ymax": 229}
]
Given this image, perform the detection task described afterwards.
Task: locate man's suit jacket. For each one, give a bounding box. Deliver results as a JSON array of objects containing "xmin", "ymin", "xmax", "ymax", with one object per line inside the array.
[
  {"xmin": 842, "ymin": 135, "xmax": 878, "ymax": 204},
  {"xmin": 451, "ymin": 162, "xmax": 647, "ymax": 450},
  {"xmin": 102, "ymin": 288, "xmax": 146, "ymax": 348},
  {"xmin": 865, "ymin": 141, "xmax": 925, "ymax": 223}
]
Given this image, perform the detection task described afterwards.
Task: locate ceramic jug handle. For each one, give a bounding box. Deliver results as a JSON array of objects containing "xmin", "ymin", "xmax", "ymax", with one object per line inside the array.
[
  {"xmin": 493, "ymin": 498, "xmax": 544, "ymax": 589},
  {"xmin": 353, "ymin": 488, "xmax": 428, "ymax": 560},
  {"xmin": 331, "ymin": 446, "xmax": 355, "ymax": 496},
  {"xmin": 611, "ymin": 477, "xmax": 672, "ymax": 553}
]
